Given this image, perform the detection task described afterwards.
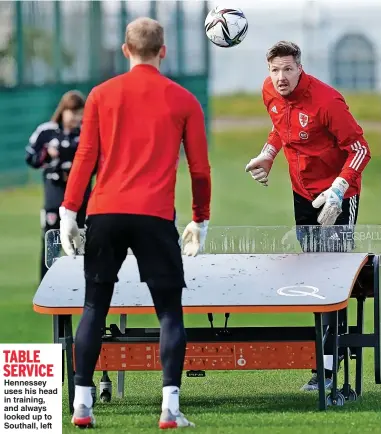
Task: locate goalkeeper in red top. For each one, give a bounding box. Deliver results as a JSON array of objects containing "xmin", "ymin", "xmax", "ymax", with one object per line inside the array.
[
  {"xmin": 245, "ymin": 41, "xmax": 371, "ymax": 391},
  {"xmin": 59, "ymin": 17, "xmax": 211, "ymax": 430}
]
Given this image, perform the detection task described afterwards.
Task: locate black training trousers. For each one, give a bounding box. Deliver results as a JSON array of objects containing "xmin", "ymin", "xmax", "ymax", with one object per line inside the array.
[
  {"xmin": 73, "ymin": 213, "xmax": 187, "ymax": 390},
  {"xmin": 293, "ymin": 191, "xmax": 360, "ymax": 375}
]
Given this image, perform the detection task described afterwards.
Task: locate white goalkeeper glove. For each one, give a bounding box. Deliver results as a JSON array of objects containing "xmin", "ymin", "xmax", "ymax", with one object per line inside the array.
[
  {"xmin": 59, "ymin": 206, "xmax": 82, "ymax": 256},
  {"xmin": 312, "ymin": 177, "xmax": 349, "ymax": 226},
  {"xmin": 245, "ymin": 143, "xmax": 278, "ymax": 186},
  {"xmin": 181, "ymin": 220, "xmax": 209, "ymax": 257}
]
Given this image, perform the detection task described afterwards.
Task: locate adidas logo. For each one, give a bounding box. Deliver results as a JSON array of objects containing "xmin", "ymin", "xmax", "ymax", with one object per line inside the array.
[
  {"xmin": 329, "ymin": 233, "xmax": 340, "ymax": 240},
  {"xmin": 271, "ymin": 105, "xmax": 278, "ymax": 113}
]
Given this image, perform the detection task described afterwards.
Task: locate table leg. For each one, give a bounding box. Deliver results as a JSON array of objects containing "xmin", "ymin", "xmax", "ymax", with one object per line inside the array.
[
  {"xmin": 314, "ymin": 312, "xmax": 326, "ymax": 410},
  {"xmin": 53, "ymin": 315, "xmax": 66, "ymax": 384},
  {"xmin": 340, "ymin": 307, "xmax": 352, "ymax": 399},
  {"xmin": 117, "ymin": 314, "xmax": 127, "ymax": 398},
  {"xmin": 63, "ymin": 315, "xmax": 75, "ymax": 415},
  {"xmin": 355, "ymin": 297, "xmax": 365, "ymax": 396},
  {"xmin": 331, "ymin": 310, "xmax": 339, "ymax": 400},
  {"xmin": 373, "ymin": 255, "xmax": 381, "ymax": 384}
]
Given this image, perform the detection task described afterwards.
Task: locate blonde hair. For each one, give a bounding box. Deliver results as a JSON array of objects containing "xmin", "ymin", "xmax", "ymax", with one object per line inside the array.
[{"xmin": 125, "ymin": 17, "xmax": 164, "ymax": 60}]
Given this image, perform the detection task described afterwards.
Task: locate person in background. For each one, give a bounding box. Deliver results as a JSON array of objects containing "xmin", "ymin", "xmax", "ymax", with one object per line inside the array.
[{"xmin": 25, "ymin": 90, "xmax": 92, "ymax": 282}]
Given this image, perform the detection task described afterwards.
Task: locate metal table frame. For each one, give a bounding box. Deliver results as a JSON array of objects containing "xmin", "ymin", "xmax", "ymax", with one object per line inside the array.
[{"xmin": 39, "ymin": 254, "xmax": 381, "ymax": 414}]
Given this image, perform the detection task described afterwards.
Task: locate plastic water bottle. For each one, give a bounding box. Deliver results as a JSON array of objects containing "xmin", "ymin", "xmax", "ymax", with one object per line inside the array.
[
  {"xmin": 99, "ymin": 372, "xmax": 112, "ymax": 403},
  {"xmin": 90, "ymin": 381, "xmax": 97, "ymax": 406}
]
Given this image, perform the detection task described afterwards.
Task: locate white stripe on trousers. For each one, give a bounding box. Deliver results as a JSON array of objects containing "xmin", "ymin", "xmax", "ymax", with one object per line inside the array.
[{"xmin": 348, "ymin": 195, "xmax": 357, "ymax": 226}]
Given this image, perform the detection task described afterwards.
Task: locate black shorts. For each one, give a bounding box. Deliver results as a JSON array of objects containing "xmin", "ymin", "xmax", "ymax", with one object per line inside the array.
[
  {"xmin": 83, "ymin": 214, "xmax": 185, "ymax": 289},
  {"xmin": 293, "ymin": 191, "xmax": 360, "ymax": 252}
]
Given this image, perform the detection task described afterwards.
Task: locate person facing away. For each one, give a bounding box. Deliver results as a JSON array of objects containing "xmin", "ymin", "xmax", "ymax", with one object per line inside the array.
[
  {"xmin": 58, "ymin": 17, "xmax": 211, "ymax": 429},
  {"xmin": 245, "ymin": 41, "xmax": 371, "ymax": 391},
  {"xmin": 25, "ymin": 90, "xmax": 92, "ymax": 282}
]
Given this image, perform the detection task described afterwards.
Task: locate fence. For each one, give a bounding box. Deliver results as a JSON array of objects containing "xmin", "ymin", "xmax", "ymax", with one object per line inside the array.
[{"xmin": 0, "ymin": 0, "xmax": 210, "ymax": 189}]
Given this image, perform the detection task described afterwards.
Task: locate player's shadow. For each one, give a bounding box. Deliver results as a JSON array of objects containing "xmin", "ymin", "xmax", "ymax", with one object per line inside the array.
[
  {"xmin": 94, "ymin": 392, "xmax": 377, "ymax": 416},
  {"xmin": 182, "ymin": 393, "xmax": 322, "ymax": 413},
  {"xmin": 180, "ymin": 392, "xmax": 378, "ymax": 414}
]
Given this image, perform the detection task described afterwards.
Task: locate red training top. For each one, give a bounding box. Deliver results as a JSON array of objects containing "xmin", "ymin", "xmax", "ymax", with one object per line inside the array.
[
  {"xmin": 62, "ymin": 64, "xmax": 211, "ymax": 223},
  {"xmin": 262, "ymin": 71, "xmax": 371, "ymax": 200}
]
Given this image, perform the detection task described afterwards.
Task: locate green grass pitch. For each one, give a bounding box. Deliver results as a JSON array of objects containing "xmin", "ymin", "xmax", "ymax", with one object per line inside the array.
[
  {"xmin": 212, "ymin": 91, "xmax": 381, "ymax": 122},
  {"xmin": 0, "ymin": 126, "xmax": 381, "ymax": 433}
]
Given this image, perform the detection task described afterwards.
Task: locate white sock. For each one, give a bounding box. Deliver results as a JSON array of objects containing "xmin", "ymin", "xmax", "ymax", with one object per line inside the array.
[
  {"xmin": 162, "ymin": 386, "xmax": 179, "ymax": 414},
  {"xmin": 324, "ymin": 355, "xmax": 333, "ymax": 371},
  {"xmin": 73, "ymin": 386, "xmax": 93, "ymax": 409}
]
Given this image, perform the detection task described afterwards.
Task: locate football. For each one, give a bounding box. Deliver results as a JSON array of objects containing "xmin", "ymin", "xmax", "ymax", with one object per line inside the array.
[{"xmin": 204, "ymin": 6, "xmax": 248, "ymax": 48}]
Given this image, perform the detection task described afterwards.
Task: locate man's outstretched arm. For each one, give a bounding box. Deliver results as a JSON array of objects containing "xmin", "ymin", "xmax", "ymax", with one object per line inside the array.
[
  {"xmin": 324, "ymin": 95, "xmax": 371, "ymax": 185},
  {"xmin": 245, "ymin": 125, "xmax": 282, "ymax": 185},
  {"xmin": 312, "ymin": 95, "xmax": 371, "ymax": 225}
]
